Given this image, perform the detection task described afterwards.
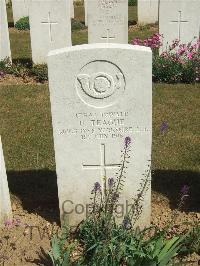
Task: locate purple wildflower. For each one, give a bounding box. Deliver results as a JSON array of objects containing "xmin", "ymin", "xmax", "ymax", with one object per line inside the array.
[
  {"xmin": 122, "ymin": 217, "xmax": 131, "ymax": 229},
  {"xmin": 181, "ymin": 185, "xmax": 189, "ymax": 196},
  {"xmin": 125, "ymin": 136, "xmax": 131, "ymax": 147},
  {"xmin": 94, "ymin": 182, "xmax": 101, "ymax": 193},
  {"xmin": 179, "ymin": 185, "xmax": 190, "ymax": 209},
  {"xmin": 112, "ymin": 192, "xmax": 119, "ymax": 201},
  {"xmin": 160, "ymin": 121, "xmax": 168, "ymax": 134},
  {"xmin": 4, "ymin": 219, "xmax": 13, "ymax": 227},
  {"xmin": 0, "ymin": 71, "xmax": 5, "ymax": 78},
  {"xmin": 108, "ymin": 177, "xmax": 114, "ymax": 188}
]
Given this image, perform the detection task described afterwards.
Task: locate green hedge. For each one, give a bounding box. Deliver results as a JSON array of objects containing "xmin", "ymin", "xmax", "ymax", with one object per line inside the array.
[
  {"xmin": 128, "ymin": 0, "xmax": 137, "ymax": 6},
  {"xmin": 15, "ymin": 16, "xmax": 30, "ymax": 30}
]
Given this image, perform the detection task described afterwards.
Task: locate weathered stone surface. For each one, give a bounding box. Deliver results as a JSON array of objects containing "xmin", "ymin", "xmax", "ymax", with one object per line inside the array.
[
  {"xmin": 138, "ymin": 0, "xmax": 159, "ymax": 24},
  {"xmin": 48, "ymin": 44, "xmax": 152, "ymax": 227}
]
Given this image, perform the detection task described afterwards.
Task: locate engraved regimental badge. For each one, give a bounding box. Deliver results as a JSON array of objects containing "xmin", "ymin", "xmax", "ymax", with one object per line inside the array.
[{"xmin": 76, "ymin": 60, "xmax": 125, "ymax": 108}]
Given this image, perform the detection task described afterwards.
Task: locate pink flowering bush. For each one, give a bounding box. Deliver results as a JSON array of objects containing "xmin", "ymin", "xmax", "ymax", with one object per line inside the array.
[
  {"xmin": 132, "ymin": 33, "xmax": 163, "ymax": 52},
  {"xmin": 131, "ymin": 34, "xmax": 200, "ymax": 83}
]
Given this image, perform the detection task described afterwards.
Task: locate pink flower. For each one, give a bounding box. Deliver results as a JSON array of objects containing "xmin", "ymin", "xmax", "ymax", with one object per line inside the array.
[
  {"xmin": 4, "ymin": 219, "xmax": 13, "ymax": 227},
  {"xmin": 187, "ymin": 52, "xmax": 193, "ymax": 59}
]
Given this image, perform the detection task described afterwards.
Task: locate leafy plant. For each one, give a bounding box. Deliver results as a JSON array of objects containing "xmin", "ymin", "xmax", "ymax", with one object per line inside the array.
[
  {"xmin": 0, "ymin": 59, "xmax": 48, "ymax": 83},
  {"xmin": 132, "ymin": 34, "xmax": 200, "ymax": 83},
  {"xmin": 71, "ymin": 19, "xmax": 86, "ymax": 31},
  {"xmin": 48, "ymin": 137, "xmax": 188, "ymax": 265},
  {"xmin": 48, "ymin": 226, "xmax": 76, "ymax": 266},
  {"xmin": 78, "ymin": 222, "xmax": 185, "ymax": 265},
  {"xmin": 0, "ymin": 58, "xmax": 30, "ymax": 80},
  {"xmin": 31, "ymin": 64, "xmax": 48, "ymax": 83},
  {"xmin": 181, "ymin": 223, "xmax": 200, "ymax": 255},
  {"xmin": 15, "ymin": 16, "xmax": 30, "ymax": 30}
]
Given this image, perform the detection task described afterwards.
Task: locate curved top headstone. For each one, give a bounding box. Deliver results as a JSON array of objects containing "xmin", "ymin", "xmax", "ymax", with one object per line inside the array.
[{"xmin": 48, "ymin": 44, "xmax": 152, "ymax": 228}]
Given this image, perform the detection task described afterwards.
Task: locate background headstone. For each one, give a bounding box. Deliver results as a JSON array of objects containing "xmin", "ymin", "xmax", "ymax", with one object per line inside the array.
[
  {"xmin": 0, "ymin": 136, "xmax": 12, "ymax": 227},
  {"xmin": 159, "ymin": 0, "xmax": 200, "ymax": 51},
  {"xmin": 48, "ymin": 44, "xmax": 152, "ymax": 227},
  {"xmin": 12, "ymin": 0, "xmax": 30, "ymax": 25},
  {"xmin": 0, "ymin": 0, "xmax": 11, "ymax": 61},
  {"xmin": 87, "ymin": 0, "xmax": 128, "ymax": 44},
  {"xmin": 29, "ymin": 0, "xmax": 72, "ymax": 64},
  {"xmin": 138, "ymin": 0, "xmax": 159, "ymax": 25}
]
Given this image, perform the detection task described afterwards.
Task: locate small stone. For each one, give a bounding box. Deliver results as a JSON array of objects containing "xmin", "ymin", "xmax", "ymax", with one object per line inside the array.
[
  {"xmin": 196, "ymin": 213, "xmax": 200, "ymax": 219},
  {"xmin": 12, "ymin": 203, "xmax": 17, "ymax": 211}
]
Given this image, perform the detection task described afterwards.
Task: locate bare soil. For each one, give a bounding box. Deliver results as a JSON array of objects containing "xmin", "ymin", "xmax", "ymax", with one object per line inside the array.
[{"xmin": 0, "ymin": 190, "xmax": 199, "ymax": 266}]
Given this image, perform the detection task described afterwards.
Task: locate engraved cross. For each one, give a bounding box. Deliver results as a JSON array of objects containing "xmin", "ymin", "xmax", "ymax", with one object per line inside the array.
[
  {"xmin": 41, "ymin": 12, "xmax": 58, "ymax": 42},
  {"xmin": 24, "ymin": 0, "xmax": 28, "ymax": 8},
  {"xmin": 82, "ymin": 143, "xmax": 121, "ymax": 179},
  {"xmin": 101, "ymin": 29, "xmax": 115, "ymax": 43},
  {"xmin": 171, "ymin": 11, "xmax": 188, "ymax": 40}
]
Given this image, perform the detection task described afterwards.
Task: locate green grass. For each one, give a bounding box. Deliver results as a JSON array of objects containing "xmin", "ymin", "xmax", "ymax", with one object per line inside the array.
[
  {"xmin": 152, "ymin": 83, "xmax": 200, "ymax": 171},
  {"xmin": 0, "ymin": 83, "xmax": 199, "ymax": 173},
  {"xmin": 8, "ymin": 25, "xmax": 157, "ymax": 61},
  {"xmin": 9, "ymin": 27, "xmax": 157, "ymax": 60},
  {"xmin": 128, "ymin": 26, "xmax": 157, "ymax": 42},
  {"xmin": 0, "ymin": 84, "xmax": 54, "ymax": 170},
  {"xmin": 10, "ymin": 30, "xmax": 31, "ymax": 61}
]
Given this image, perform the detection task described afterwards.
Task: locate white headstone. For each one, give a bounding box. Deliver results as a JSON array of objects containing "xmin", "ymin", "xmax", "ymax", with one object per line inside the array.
[
  {"xmin": 0, "ymin": 0, "xmax": 11, "ymax": 61},
  {"xmin": 70, "ymin": 0, "xmax": 74, "ymax": 18},
  {"xmin": 48, "ymin": 43, "xmax": 152, "ymax": 227},
  {"xmin": 138, "ymin": 0, "xmax": 159, "ymax": 25},
  {"xmin": 87, "ymin": 0, "xmax": 128, "ymax": 44},
  {"xmin": 0, "ymin": 136, "xmax": 12, "ymax": 227},
  {"xmin": 29, "ymin": 0, "xmax": 72, "ymax": 64},
  {"xmin": 12, "ymin": 0, "xmax": 30, "ymax": 25},
  {"xmin": 159, "ymin": 0, "xmax": 200, "ymax": 51}
]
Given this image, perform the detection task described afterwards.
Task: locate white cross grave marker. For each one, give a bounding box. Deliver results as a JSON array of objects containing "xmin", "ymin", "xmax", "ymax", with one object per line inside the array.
[
  {"xmin": 87, "ymin": 0, "xmax": 128, "ymax": 44},
  {"xmin": 101, "ymin": 29, "xmax": 116, "ymax": 43},
  {"xmin": 41, "ymin": 12, "xmax": 58, "ymax": 43},
  {"xmin": 82, "ymin": 143, "xmax": 121, "ymax": 179},
  {"xmin": 48, "ymin": 43, "xmax": 152, "ymax": 227},
  {"xmin": 29, "ymin": 0, "xmax": 72, "ymax": 64},
  {"xmin": 171, "ymin": 11, "xmax": 188, "ymax": 40},
  {"xmin": 159, "ymin": 0, "xmax": 200, "ymax": 53}
]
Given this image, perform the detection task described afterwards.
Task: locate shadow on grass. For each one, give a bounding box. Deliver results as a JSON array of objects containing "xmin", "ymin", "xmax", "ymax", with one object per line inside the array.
[
  {"xmin": 8, "ymin": 22, "xmax": 14, "ymax": 28},
  {"xmin": 7, "ymin": 169, "xmax": 60, "ymax": 224},
  {"xmin": 7, "ymin": 169, "xmax": 200, "ymax": 225},
  {"xmin": 12, "ymin": 58, "xmax": 33, "ymax": 66},
  {"xmin": 152, "ymin": 170, "xmax": 200, "ymax": 212}
]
